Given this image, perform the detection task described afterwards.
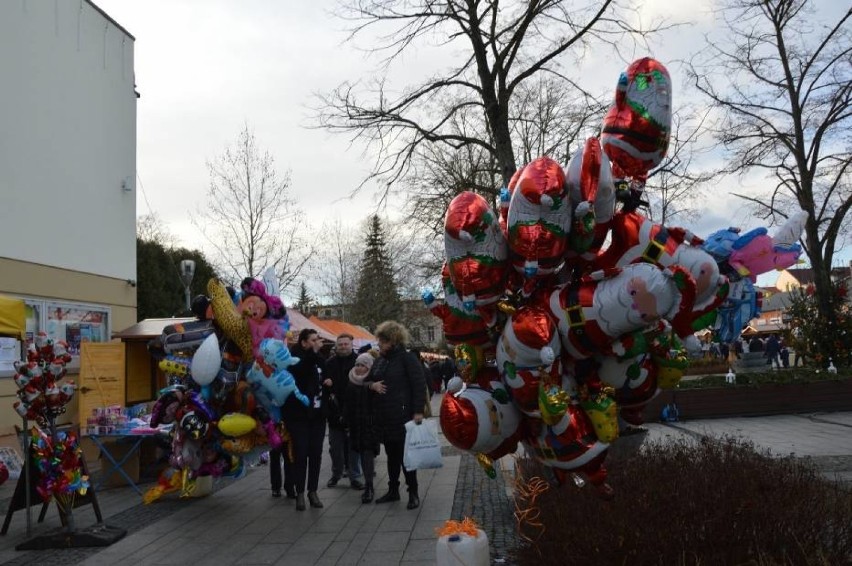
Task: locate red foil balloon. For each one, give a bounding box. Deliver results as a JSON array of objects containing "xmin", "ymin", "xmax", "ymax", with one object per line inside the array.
[
  {"xmin": 496, "ymin": 306, "xmax": 561, "ymax": 416},
  {"xmin": 522, "ymin": 406, "xmax": 609, "ymax": 476},
  {"xmin": 444, "ymin": 192, "xmax": 508, "ymax": 314},
  {"xmin": 565, "ymin": 137, "xmax": 616, "ymax": 263},
  {"xmin": 506, "ymin": 157, "xmax": 572, "ymax": 279},
  {"xmin": 601, "ymin": 58, "xmax": 672, "ymax": 179},
  {"xmin": 439, "ymin": 382, "xmax": 521, "ymax": 459},
  {"xmin": 425, "ymin": 263, "xmax": 492, "ymax": 347}
]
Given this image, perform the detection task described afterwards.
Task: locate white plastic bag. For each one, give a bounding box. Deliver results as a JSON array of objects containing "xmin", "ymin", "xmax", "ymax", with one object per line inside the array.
[{"xmin": 403, "ymin": 419, "xmax": 443, "ymax": 470}]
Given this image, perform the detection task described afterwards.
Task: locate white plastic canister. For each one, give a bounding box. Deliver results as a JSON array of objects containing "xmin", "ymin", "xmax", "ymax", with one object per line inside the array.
[{"xmin": 435, "ymin": 529, "xmax": 490, "ymax": 566}]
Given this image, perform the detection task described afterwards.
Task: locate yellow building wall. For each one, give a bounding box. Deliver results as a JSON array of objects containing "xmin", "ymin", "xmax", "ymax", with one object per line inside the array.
[{"xmin": 0, "ymin": 258, "xmax": 137, "ymax": 435}]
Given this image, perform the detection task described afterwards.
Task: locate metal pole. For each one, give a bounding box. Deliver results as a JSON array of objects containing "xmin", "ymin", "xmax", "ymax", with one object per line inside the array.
[{"xmin": 184, "ymin": 286, "xmax": 191, "ymax": 313}]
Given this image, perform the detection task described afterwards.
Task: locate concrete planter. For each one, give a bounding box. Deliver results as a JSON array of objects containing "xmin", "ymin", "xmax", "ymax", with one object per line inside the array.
[{"xmin": 645, "ymin": 378, "xmax": 852, "ymax": 421}]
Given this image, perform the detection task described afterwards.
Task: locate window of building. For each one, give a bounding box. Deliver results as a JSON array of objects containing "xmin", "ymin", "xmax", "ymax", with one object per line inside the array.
[
  {"xmin": 411, "ymin": 327, "xmax": 421, "ymax": 341},
  {"xmin": 1, "ymin": 298, "xmax": 110, "ymax": 376},
  {"xmin": 427, "ymin": 326, "xmax": 436, "ymax": 342}
]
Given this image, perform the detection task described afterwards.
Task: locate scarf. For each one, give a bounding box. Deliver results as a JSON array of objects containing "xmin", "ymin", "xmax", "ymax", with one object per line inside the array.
[{"xmin": 349, "ymin": 367, "xmax": 368, "ymax": 386}]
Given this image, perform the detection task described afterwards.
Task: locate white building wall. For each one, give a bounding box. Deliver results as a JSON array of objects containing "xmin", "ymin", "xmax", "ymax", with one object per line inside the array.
[{"xmin": 0, "ymin": 0, "xmax": 136, "ymax": 280}]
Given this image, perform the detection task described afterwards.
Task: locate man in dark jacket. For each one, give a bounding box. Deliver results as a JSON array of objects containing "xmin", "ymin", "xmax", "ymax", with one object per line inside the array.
[
  {"xmin": 323, "ymin": 333, "xmax": 363, "ymax": 489},
  {"xmin": 282, "ymin": 328, "xmax": 327, "ymax": 511}
]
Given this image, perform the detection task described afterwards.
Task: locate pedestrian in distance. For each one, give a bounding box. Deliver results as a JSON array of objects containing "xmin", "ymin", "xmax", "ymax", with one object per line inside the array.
[
  {"xmin": 345, "ymin": 352, "xmax": 380, "ymax": 503},
  {"xmin": 323, "ymin": 333, "xmax": 364, "ymax": 490}
]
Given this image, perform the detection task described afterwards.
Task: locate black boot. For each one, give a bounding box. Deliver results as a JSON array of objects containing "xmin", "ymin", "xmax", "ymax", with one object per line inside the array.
[
  {"xmin": 374, "ymin": 486, "xmax": 400, "ymax": 504},
  {"xmin": 361, "ymin": 485, "xmax": 374, "ymax": 504},
  {"xmin": 295, "ymin": 493, "xmax": 306, "ymax": 511},
  {"xmin": 308, "ymin": 491, "xmax": 323, "ymax": 508},
  {"xmin": 407, "ymin": 488, "xmax": 420, "ymax": 510}
]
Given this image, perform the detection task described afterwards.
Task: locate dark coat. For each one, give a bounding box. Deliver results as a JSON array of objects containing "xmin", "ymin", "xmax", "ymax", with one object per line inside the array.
[
  {"xmin": 323, "ymin": 352, "xmax": 357, "ymax": 429},
  {"xmin": 345, "ymin": 377, "xmax": 380, "ymax": 455},
  {"xmin": 281, "ymin": 344, "xmax": 326, "ymax": 423},
  {"xmin": 366, "ymin": 346, "xmax": 426, "ymax": 443}
]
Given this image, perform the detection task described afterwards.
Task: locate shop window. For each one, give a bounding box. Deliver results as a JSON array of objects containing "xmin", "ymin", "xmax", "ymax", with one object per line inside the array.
[{"xmin": 1, "ymin": 298, "xmax": 110, "ymax": 376}]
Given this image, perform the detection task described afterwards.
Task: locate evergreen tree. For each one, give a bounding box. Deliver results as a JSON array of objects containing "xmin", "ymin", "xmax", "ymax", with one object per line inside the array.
[
  {"xmin": 351, "ymin": 216, "xmax": 402, "ymax": 331},
  {"xmin": 294, "ymin": 282, "xmax": 315, "ymax": 314},
  {"xmin": 136, "ymin": 238, "xmax": 218, "ymax": 320}
]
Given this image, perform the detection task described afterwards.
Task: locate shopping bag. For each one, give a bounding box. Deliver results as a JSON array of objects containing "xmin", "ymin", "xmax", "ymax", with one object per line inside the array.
[{"xmin": 403, "ymin": 419, "xmax": 442, "ymax": 470}]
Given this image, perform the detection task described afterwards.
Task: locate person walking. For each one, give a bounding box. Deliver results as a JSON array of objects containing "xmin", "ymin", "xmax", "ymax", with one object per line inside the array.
[
  {"xmin": 323, "ymin": 333, "xmax": 364, "ymax": 490},
  {"xmin": 365, "ymin": 321, "xmax": 427, "ymax": 510},
  {"xmin": 282, "ymin": 328, "xmax": 327, "ymax": 511},
  {"xmin": 345, "ymin": 352, "xmax": 380, "ymax": 503},
  {"xmin": 765, "ymin": 334, "xmax": 781, "ymax": 369},
  {"xmin": 268, "ymin": 440, "xmax": 295, "ymax": 499}
]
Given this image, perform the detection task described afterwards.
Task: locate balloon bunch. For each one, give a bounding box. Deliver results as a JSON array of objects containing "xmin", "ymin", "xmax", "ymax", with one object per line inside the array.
[
  {"xmin": 144, "ymin": 278, "xmax": 304, "ymax": 502},
  {"xmin": 12, "ymin": 332, "xmax": 76, "ymax": 427},
  {"xmin": 30, "ymin": 427, "xmax": 89, "ymax": 502},
  {"xmin": 433, "ymin": 58, "xmax": 807, "ymax": 496}
]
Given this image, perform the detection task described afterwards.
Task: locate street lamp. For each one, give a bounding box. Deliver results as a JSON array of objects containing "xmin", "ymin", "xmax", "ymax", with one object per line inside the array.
[{"xmin": 179, "ymin": 259, "xmax": 196, "ymax": 314}]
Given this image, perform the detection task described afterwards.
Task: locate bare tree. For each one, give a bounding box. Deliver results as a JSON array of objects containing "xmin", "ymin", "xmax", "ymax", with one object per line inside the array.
[
  {"xmin": 318, "ymin": 0, "xmax": 662, "ymax": 197},
  {"xmin": 403, "ymin": 75, "xmax": 606, "ymax": 236},
  {"xmin": 192, "ymin": 126, "xmax": 312, "ymax": 294},
  {"xmin": 136, "ymin": 212, "xmax": 177, "ymax": 247},
  {"xmin": 310, "ymin": 217, "xmax": 361, "ymax": 309},
  {"xmin": 642, "ymin": 107, "xmax": 717, "ymax": 225},
  {"xmin": 688, "ymin": 0, "xmax": 851, "ymax": 346}
]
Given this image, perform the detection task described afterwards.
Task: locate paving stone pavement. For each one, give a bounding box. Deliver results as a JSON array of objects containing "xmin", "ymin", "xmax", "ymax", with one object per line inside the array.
[{"xmin": 0, "ymin": 404, "xmax": 849, "ymax": 565}]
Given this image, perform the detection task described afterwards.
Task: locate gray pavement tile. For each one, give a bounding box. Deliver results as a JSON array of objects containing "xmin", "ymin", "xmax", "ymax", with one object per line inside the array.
[
  {"xmin": 357, "ymin": 550, "xmax": 404, "ymax": 564},
  {"xmin": 377, "ymin": 513, "xmax": 418, "ymax": 532},
  {"xmin": 239, "ymin": 542, "xmax": 291, "ymax": 564},
  {"xmin": 288, "ymin": 536, "xmax": 332, "ymax": 556},
  {"xmin": 367, "ymin": 530, "xmax": 410, "ymax": 552},
  {"xmin": 410, "ymin": 519, "xmax": 444, "ymax": 540},
  {"xmin": 345, "ymin": 532, "xmax": 374, "ymax": 553},
  {"xmin": 312, "ymin": 515, "xmax": 352, "ymax": 534},
  {"xmin": 401, "ymin": 539, "xmax": 436, "ymax": 562},
  {"xmin": 317, "ymin": 540, "xmax": 350, "ymax": 564}
]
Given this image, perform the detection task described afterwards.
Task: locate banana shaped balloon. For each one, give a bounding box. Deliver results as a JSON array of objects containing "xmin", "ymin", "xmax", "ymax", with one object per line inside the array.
[{"xmin": 207, "ymin": 278, "xmax": 253, "ymax": 360}]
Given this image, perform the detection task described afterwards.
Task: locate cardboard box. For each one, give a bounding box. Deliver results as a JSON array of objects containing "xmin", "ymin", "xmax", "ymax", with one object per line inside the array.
[{"xmin": 98, "ymin": 440, "xmax": 140, "ymax": 489}]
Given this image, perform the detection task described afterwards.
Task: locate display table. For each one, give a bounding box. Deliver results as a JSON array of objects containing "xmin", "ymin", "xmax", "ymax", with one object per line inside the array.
[{"xmin": 87, "ymin": 431, "xmax": 166, "ymax": 496}]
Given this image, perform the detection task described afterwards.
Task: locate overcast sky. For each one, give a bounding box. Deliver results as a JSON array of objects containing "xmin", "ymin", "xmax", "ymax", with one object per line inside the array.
[{"xmin": 94, "ymin": 0, "xmax": 847, "ymax": 289}]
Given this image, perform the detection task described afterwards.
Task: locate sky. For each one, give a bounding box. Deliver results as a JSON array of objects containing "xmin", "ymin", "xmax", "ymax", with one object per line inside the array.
[{"xmin": 94, "ymin": 0, "xmax": 847, "ymax": 291}]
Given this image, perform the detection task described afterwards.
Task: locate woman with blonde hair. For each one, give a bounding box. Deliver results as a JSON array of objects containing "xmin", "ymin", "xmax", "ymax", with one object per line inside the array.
[{"xmin": 364, "ymin": 320, "xmax": 427, "ymax": 509}]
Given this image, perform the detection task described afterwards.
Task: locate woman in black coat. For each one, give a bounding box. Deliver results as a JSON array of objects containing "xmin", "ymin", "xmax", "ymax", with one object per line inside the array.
[
  {"xmin": 364, "ymin": 321, "xmax": 426, "ymax": 510},
  {"xmin": 345, "ymin": 352, "xmax": 380, "ymax": 503}
]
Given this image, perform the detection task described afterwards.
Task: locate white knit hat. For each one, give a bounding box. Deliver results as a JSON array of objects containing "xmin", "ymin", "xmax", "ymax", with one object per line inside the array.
[{"xmin": 355, "ymin": 353, "xmax": 375, "ymax": 369}]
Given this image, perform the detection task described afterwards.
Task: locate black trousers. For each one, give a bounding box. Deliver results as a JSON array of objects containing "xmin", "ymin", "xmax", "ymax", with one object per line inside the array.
[
  {"xmin": 269, "ymin": 444, "xmax": 293, "ymax": 492},
  {"xmin": 288, "ymin": 419, "xmax": 326, "ymax": 494},
  {"xmin": 383, "ymin": 437, "xmax": 417, "ymax": 493}
]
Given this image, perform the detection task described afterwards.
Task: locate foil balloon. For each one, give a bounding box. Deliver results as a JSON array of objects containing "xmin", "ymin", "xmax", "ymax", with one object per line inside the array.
[
  {"xmin": 496, "ymin": 305, "xmax": 561, "ymax": 417},
  {"xmin": 565, "ymin": 137, "xmax": 617, "ymax": 262},
  {"xmin": 596, "ymin": 210, "xmax": 724, "ymax": 317},
  {"xmin": 521, "ymin": 406, "xmax": 610, "ymax": 488},
  {"xmin": 439, "ymin": 381, "xmax": 522, "ymax": 460},
  {"xmin": 596, "ymin": 210, "xmax": 701, "ymax": 270},
  {"xmin": 596, "ymin": 353, "xmax": 660, "ymax": 409},
  {"xmin": 422, "ymin": 263, "xmax": 492, "ymax": 347},
  {"xmin": 506, "ymin": 157, "xmax": 572, "ymax": 282},
  {"xmin": 454, "ymin": 343, "xmax": 486, "ymax": 385},
  {"xmin": 601, "ymin": 57, "xmax": 672, "ymax": 179},
  {"xmin": 208, "ymin": 278, "xmax": 253, "ymax": 360},
  {"xmin": 218, "ymin": 412, "xmax": 258, "ymax": 437},
  {"xmin": 246, "ymin": 338, "xmax": 310, "ymax": 422},
  {"xmin": 714, "ymin": 279, "xmax": 763, "ymax": 343},
  {"xmin": 727, "ymin": 210, "xmax": 806, "ymax": 282},
  {"xmin": 545, "ymin": 263, "xmax": 697, "ymax": 360},
  {"xmin": 191, "ymin": 333, "xmax": 221, "ymax": 399},
  {"xmin": 444, "ymin": 192, "xmax": 509, "ymax": 317}
]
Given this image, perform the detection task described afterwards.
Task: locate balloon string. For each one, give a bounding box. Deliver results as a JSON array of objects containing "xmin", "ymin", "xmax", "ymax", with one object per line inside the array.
[{"xmin": 513, "ymin": 463, "xmax": 549, "ymax": 546}]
